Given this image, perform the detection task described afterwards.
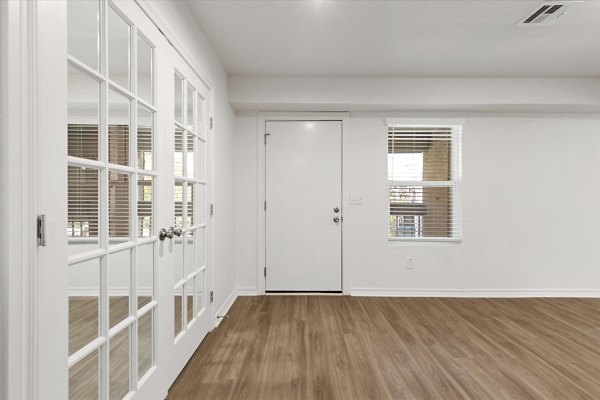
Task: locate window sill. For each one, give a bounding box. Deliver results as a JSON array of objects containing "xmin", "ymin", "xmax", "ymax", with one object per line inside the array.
[{"xmin": 388, "ymin": 237, "xmax": 462, "ymax": 246}]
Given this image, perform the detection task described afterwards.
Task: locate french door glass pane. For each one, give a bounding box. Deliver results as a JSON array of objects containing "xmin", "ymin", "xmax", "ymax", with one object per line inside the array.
[
  {"xmin": 196, "ymin": 93, "xmax": 204, "ymax": 138},
  {"xmin": 187, "ymin": 132, "xmax": 195, "ymax": 178},
  {"xmin": 197, "ymin": 139, "xmax": 205, "ymax": 180},
  {"xmin": 109, "ymin": 249, "xmax": 132, "ymax": 329},
  {"xmin": 107, "ymin": 5, "xmax": 131, "ymax": 90},
  {"xmin": 67, "ymin": 0, "xmax": 100, "ymax": 71},
  {"xmin": 174, "ymin": 286, "xmax": 183, "ymax": 337},
  {"xmin": 109, "ymin": 172, "xmax": 130, "ymax": 240},
  {"xmin": 186, "ymin": 184, "xmax": 194, "ymax": 226},
  {"xmin": 109, "ymin": 327, "xmax": 130, "ymax": 400},
  {"xmin": 68, "ymin": 258, "xmax": 101, "ymax": 356},
  {"xmin": 108, "ymin": 90, "xmax": 131, "ymax": 166},
  {"xmin": 138, "ymin": 311, "xmax": 153, "ymax": 380},
  {"xmin": 197, "ymin": 228, "xmax": 205, "ymax": 267},
  {"xmin": 197, "ymin": 184, "xmax": 204, "ymax": 224},
  {"xmin": 174, "ymin": 73, "xmax": 183, "ymax": 123},
  {"xmin": 174, "ymin": 127, "xmax": 183, "ymax": 176},
  {"xmin": 69, "ymin": 349, "xmax": 99, "ymax": 400},
  {"xmin": 186, "ymin": 279, "xmax": 194, "ymax": 326},
  {"xmin": 137, "ymin": 105, "xmax": 153, "ymax": 171},
  {"xmin": 196, "ymin": 270, "xmax": 204, "ymax": 316},
  {"xmin": 173, "ymin": 234, "xmax": 184, "ymax": 285},
  {"xmin": 186, "ymin": 84, "xmax": 194, "ymax": 131},
  {"xmin": 68, "ymin": 66, "xmax": 100, "ymax": 161},
  {"xmin": 137, "ymin": 34, "xmax": 153, "ymax": 104},
  {"xmin": 174, "ymin": 181, "xmax": 183, "ymax": 228},
  {"xmin": 185, "ymin": 230, "xmax": 195, "ymax": 276},
  {"xmin": 68, "ymin": 166, "xmax": 99, "ymax": 247},
  {"xmin": 137, "ymin": 242, "xmax": 154, "ymax": 309},
  {"xmin": 137, "ymin": 176, "xmax": 153, "ymax": 238}
]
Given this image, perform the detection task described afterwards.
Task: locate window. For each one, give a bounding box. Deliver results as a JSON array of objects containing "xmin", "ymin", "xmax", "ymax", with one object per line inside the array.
[{"xmin": 387, "ymin": 124, "xmax": 462, "ymax": 240}]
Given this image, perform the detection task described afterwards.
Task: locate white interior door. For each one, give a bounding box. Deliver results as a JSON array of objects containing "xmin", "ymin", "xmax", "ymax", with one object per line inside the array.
[
  {"xmin": 161, "ymin": 49, "xmax": 213, "ymax": 387},
  {"xmin": 63, "ymin": 1, "xmax": 173, "ymax": 398},
  {"xmin": 265, "ymin": 120, "xmax": 342, "ymax": 292}
]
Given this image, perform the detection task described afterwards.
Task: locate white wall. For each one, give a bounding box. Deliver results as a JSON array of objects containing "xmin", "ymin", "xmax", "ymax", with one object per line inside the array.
[
  {"xmin": 142, "ymin": 1, "xmax": 237, "ymax": 312},
  {"xmin": 230, "ymin": 76, "xmax": 600, "ymax": 113},
  {"xmin": 235, "ymin": 114, "xmax": 600, "ymax": 295}
]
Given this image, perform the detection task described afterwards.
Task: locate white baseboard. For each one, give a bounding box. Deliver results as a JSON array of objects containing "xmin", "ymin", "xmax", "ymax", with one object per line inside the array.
[
  {"xmin": 350, "ymin": 288, "xmax": 600, "ymax": 298},
  {"xmin": 236, "ymin": 287, "xmax": 258, "ymax": 296}
]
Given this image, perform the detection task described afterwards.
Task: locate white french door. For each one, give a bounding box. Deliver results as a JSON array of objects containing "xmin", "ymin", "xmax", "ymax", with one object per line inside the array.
[
  {"xmin": 34, "ymin": 1, "xmax": 213, "ymax": 399},
  {"xmin": 162, "ymin": 46, "xmax": 213, "ymax": 387}
]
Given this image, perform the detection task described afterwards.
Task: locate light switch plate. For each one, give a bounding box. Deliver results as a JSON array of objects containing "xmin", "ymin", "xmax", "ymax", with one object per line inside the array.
[{"xmin": 349, "ymin": 194, "xmax": 364, "ymax": 205}]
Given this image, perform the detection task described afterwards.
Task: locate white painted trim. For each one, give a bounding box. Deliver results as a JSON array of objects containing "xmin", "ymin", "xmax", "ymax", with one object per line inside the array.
[
  {"xmin": 350, "ymin": 288, "xmax": 600, "ymax": 298},
  {"xmin": 256, "ymin": 112, "xmax": 351, "ymax": 296},
  {"xmin": 236, "ymin": 288, "xmax": 259, "ymax": 296},
  {"xmin": 1, "ymin": 1, "xmax": 39, "ymax": 398}
]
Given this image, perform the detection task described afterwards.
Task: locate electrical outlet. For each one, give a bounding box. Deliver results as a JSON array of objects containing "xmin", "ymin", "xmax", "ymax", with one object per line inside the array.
[
  {"xmin": 406, "ymin": 257, "xmax": 415, "ymax": 269},
  {"xmin": 349, "ymin": 194, "xmax": 364, "ymax": 205}
]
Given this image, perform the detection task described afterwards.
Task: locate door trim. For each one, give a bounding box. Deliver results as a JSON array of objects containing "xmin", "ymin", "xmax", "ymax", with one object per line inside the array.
[
  {"xmin": 257, "ymin": 113, "xmax": 350, "ymax": 296},
  {"xmin": 1, "ymin": 1, "xmax": 53, "ymax": 397}
]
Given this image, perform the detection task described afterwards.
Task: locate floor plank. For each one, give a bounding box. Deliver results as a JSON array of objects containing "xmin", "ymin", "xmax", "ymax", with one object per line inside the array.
[{"xmin": 167, "ymin": 296, "xmax": 600, "ymax": 400}]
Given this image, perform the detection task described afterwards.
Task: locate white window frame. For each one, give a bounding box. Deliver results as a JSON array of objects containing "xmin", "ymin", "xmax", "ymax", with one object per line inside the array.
[{"xmin": 386, "ymin": 118, "xmax": 463, "ymax": 243}]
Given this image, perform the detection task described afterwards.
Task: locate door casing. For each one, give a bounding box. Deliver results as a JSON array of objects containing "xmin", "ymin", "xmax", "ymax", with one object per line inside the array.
[{"xmin": 257, "ymin": 113, "xmax": 351, "ymax": 295}]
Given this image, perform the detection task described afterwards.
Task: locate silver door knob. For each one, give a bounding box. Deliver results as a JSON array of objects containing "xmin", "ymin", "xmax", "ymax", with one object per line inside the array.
[
  {"xmin": 159, "ymin": 227, "xmax": 175, "ymax": 241},
  {"xmin": 333, "ymin": 216, "xmax": 340, "ymax": 223},
  {"xmin": 333, "ymin": 207, "xmax": 340, "ymax": 213},
  {"xmin": 173, "ymin": 227, "xmax": 183, "ymax": 237}
]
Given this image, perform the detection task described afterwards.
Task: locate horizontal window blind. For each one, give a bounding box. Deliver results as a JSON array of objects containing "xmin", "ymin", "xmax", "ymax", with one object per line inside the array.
[
  {"xmin": 388, "ymin": 125, "xmax": 461, "ymax": 240},
  {"xmin": 68, "ymin": 124, "xmax": 153, "ymax": 239},
  {"xmin": 68, "ymin": 165, "xmax": 99, "ymax": 237}
]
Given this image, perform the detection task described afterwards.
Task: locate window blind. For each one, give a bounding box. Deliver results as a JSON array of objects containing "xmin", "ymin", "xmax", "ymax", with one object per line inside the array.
[
  {"xmin": 388, "ymin": 125, "xmax": 461, "ymax": 240},
  {"xmin": 68, "ymin": 124, "xmax": 153, "ymax": 238}
]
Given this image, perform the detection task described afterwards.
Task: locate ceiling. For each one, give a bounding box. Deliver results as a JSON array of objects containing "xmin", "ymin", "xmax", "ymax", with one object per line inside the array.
[{"xmin": 185, "ymin": 0, "xmax": 600, "ymax": 78}]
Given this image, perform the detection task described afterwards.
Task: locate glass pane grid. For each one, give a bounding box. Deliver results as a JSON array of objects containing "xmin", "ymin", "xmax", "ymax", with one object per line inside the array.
[{"xmin": 68, "ymin": 1, "xmax": 157, "ymax": 398}]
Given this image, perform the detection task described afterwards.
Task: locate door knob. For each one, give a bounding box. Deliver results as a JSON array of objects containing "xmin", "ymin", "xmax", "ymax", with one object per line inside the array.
[
  {"xmin": 173, "ymin": 227, "xmax": 183, "ymax": 237},
  {"xmin": 333, "ymin": 207, "xmax": 340, "ymax": 213},
  {"xmin": 333, "ymin": 216, "xmax": 340, "ymax": 223},
  {"xmin": 159, "ymin": 227, "xmax": 175, "ymax": 241}
]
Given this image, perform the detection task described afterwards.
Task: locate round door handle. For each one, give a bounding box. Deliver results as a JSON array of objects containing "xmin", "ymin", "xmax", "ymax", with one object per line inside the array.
[
  {"xmin": 166, "ymin": 227, "xmax": 175, "ymax": 239},
  {"xmin": 173, "ymin": 227, "xmax": 183, "ymax": 237},
  {"xmin": 159, "ymin": 227, "xmax": 175, "ymax": 241},
  {"xmin": 159, "ymin": 228, "xmax": 168, "ymax": 241},
  {"xmin": 333, "ymin": 216, "xmax": 340, "ymax": 223},
  {"xmin": 333, "ymin": 207, "xmax": 340, "ymax": 213}
]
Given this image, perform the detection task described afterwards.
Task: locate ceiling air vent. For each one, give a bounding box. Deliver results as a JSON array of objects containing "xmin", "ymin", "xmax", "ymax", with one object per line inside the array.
[{"xmin": 518, "ymin": 1, "xmax": 581, "ymax": 25}]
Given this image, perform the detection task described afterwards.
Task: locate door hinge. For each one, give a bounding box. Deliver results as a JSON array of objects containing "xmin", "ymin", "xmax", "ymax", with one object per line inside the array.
[
  {"xmin": 210, "ymin": 203, "xmax": 214, "ymax": 217},
  {"xmin": 264, "ymin": 266, "xmax": 266, "ymax": 277},
  {"xmin": 37, "ymin": 215, "xmax": 46, "ymax": 246},
  {"xmin": 264, "ymin": 201, "xmax": 266, "ymax": 211},
  {"xmin": 264, "ymin": 132, "xmax": 270, "ymax": 145},
  {"xmin": 210, "ymin": 117, "xmax": 214, "ymax": 130},
  {"xmin": 210, "ymin": 291, "xmax": 214, "ymax": 303}
]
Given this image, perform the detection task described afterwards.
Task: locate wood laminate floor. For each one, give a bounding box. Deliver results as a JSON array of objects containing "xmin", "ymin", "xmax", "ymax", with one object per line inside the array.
[{"xmin": 167, "ymin": 296, "xmax": 600, "ymax": 400}]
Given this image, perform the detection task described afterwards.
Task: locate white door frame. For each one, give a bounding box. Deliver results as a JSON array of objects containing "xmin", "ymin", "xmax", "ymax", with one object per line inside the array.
[
  {"xmin": 257, "ymin": 112, "xmax": 350, "ymax": 295},
  {"xmin": 1, "ymin": 1, "xmax": 67, "ymax": 398}
]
